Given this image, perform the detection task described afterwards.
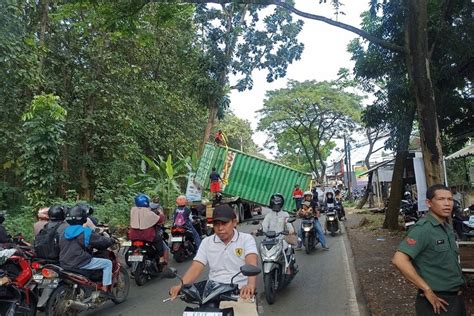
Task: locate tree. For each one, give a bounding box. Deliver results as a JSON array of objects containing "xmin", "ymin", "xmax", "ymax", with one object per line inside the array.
[
  {"xmin": 214, "ymin": 112, "xmax": 260, "ymax": 154},
  {"xmin": 258, "ymin": 80, "xmax": 362, "ymax": 181},
  {"xmin": 156, "ymin": 0, "xmax": 474, "ymax": 188}
]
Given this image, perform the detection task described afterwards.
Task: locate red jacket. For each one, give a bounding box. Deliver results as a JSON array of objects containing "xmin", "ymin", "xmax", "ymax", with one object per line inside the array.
[{"xmin": 292, "ymin": 188, "xmax": 303, "ymax": 199}]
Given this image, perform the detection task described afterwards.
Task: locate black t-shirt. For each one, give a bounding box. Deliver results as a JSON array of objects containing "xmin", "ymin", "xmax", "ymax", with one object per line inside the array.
[{"xmin": 0, "ymin": 225, "xmax": 10, "ymax": 243}]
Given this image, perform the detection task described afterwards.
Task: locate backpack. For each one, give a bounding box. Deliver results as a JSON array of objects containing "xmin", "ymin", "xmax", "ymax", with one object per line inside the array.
[
  {"xmin": 34, "ymin": 223, "xmax": 61, "ymax": 259},
  {"xmin": 174, "ymin": 210, "xmax": 186, "ymax": 227}
]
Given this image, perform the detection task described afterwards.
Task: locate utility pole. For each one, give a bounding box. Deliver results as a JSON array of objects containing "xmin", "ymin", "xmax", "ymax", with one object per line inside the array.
[{"xmin": 344, "ymin": 135, "xmax": 352, "ymax": 199}]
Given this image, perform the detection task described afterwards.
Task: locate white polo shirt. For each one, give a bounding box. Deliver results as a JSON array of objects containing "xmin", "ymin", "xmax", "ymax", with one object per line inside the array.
[{"xmin": 194, "ymin": 229, "xmax": 258, "ymax": 287}]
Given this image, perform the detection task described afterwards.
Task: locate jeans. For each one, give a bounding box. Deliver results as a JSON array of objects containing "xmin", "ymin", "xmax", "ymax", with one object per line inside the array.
[
  {"xmin": 80, "ymin": 257, "xmax": 112, "ymax": 286},
  {"xmin": 294, "ymin": 198, "xmax": 303, "ymax": 211},
  {"xmin": 186, "ymin": 223, "xmax": 201, "ymax": 248},
  {"xmin": 298, "ymin": 219, "xmax": 327, "ymax": 248}
]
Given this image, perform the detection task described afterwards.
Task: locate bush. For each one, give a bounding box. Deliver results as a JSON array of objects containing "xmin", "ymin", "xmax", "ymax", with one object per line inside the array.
[{"xmin": 4, "ymin": 206, "xmax": 36, "ymax": 242}]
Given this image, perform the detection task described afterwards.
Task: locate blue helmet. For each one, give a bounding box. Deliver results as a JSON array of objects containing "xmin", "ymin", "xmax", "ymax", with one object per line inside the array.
[{"xmin": 135, "ymin": 194, "xmax": 150, "ymax": 207}]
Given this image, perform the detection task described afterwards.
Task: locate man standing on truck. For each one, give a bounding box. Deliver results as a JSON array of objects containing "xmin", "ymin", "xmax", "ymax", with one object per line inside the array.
[
  {"xmin": 292, "ymin": 184, "xmax": 304, "ymax": 211},
  {"xmin": 210, "ymin": 167, "xmax": 222, "ymax": 199}
]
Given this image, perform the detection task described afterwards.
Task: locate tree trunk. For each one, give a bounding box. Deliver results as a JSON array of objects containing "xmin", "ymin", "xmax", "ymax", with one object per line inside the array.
[
  {"xmin": 383, "ymin": 150, "xmax": 408, "ymax": 229},
  {"xmin": 407, "ymin": 0, "xmax": 444, "ymax": 186},
  {"xmin": 200, "ymin": 102, "xmax": 219, "ymax": 153},
  {"xmin": 356, "ymin": 171, "xmax": 374, "ymax": 209}
]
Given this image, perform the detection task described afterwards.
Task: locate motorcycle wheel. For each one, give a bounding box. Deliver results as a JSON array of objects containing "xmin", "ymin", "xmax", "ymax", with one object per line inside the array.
[
  {"xmin": 124, "ymin": 249, "xmax": 132, "ymax": 267},
  {"xmin": 134, "ymin": 262, "xmax": 147, "ymax": 286},
  {"xmin": 330, "ymin": 230, "xmax": 336, "ymax": 237},
  {"xmin": 25, "ymin": 291, "xmax": 38, "ymax": 316},
  {"xmin": 304, "ymin": 236, "xmax": 311, "ymax": 254},
  {"xmin": 173, "ymin": 249, "xmax": 185, "ymax": 263},
  {"xmin": 112, "ymin": 266, "xmax": 131, "ymax": 304},
  {"xmin": 45, "ymin": 284, "xmax": 77, "ymax": 316},
  {"xmin": 264, "ymin": 273, "xmax": 276, "ymax": 305}
]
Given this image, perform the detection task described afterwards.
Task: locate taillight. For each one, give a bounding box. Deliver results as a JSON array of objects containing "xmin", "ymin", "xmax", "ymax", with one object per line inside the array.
[
  {"xmin": 41, "ymin": 268, "xmax": 58, "ymax": 279},
  {"xmin": 132, "ymin": 240, "xmax": 144, "ymax": 247},
  {"xmin": 31, "ymin": 262, "xmax": 41, "ymax": 270}
]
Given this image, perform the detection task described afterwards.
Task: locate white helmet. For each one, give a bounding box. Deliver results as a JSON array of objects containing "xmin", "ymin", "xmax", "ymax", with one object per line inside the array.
[{"xmin": 303, "ymin": 191, "xmax": 313, "ymax": 198}]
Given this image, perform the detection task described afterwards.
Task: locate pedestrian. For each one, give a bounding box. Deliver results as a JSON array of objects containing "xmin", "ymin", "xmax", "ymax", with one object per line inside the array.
[
  {"xmin": 209, "ymin": 167, "xmax": 222, "ymax": 200},
  {"xmin": 292, "ymin": 184, "xmax": 303, "ymax": 211},
  {"xmin": 214, "ymin": 130, "xmax": 224, "ymax": 145},
  {"xmin": 392, "ymin": 184, "xmax": 466, "ymax": 316}
]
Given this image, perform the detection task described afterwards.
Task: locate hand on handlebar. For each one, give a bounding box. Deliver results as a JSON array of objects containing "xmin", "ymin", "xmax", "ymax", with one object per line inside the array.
[
  {"xmin": 169, "ymin": 284, "xmax": 182, "ymax": 300},
  {"xmin": 240, "ymin": 284, "xmax": 256, "ymax": 299}
]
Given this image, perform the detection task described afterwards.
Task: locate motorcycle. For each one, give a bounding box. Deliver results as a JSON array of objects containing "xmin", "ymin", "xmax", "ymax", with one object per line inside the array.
[
  {"xmin": 300, "ymin": 215, "xmax": 319, "ymax": 254},
  {"xmin": 170, "ymin": 225, "xmax": 199, "ymax": 263},
  {"xmin": 127, "ymin": 239, "xmax": 168, "ymax": 286},
  {"xmin": 334, "ymin": 199, "xmax": 345, "ymax": 220},
  {"xmin": 325, "ymin": 203, "xmax": 341, "ymax": 236},
  {"xmin": 43, "ymin": 238, "xmax": 130, "ymax": 315},
  {"xmin": 258, "ymin": 222, "xmax": 298, "ymax": 305},
  {"xmin": 0, "ymin": 247, "xmax": 38, "ymax": 316},
  {"xmin": 168, "ymin": 264, "xmax": 261, "ymax": 315},
  {"xmin": 400, "ymin": 199, "xmax": 419, "ymax": 230}
]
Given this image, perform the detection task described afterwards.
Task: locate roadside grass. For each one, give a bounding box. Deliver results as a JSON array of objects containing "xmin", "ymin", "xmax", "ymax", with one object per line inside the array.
[{"xmin": 347, "ymin": 207, "xmax": 406, "ymax": 237}]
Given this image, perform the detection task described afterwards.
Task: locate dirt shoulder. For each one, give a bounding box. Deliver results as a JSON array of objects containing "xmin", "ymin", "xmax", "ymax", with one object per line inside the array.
[{"xmin": 346, "ymin": 210, "xmax": 474, "ymax": 316}]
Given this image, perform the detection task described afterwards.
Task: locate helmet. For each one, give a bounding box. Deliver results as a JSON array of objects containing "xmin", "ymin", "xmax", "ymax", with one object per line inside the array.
[
  {"xmin": 0, "ymin": 213, "xmax": 5, "ymax": 224},
  {"xmin": 403, "ymin": 191, "xmax": 412, "ymax": 200},
  {"xmin": 37, "ymin": 208, "xmax": 49, "ymax": 220},
  {"xmin": 269, "ymin": 193, "xmax": 285, "ymax": 212},
  {"xmin": 135, "ymin": 194, "xmax": 150, "ymax": 208},
  {"xmin": 302, "ymin": 201, "xmax": 311, "ymax": 207},
  {"xmin": 65, "ymin": 204, "xmax": 88, "ymax": 225},
  {"xmin": 176, "ymin": 195, "xmax": 187, "ymax": 207},
  {"xmin": 303, "ymin": 191, "xmax": 313, "ymax": 198},
  {"xmin": 48, "ymin": 205, "xmax": 66, "ymax": 221},
  {"xmin": 326, "ymin": 191, "xmax": 334, "ymax": 197}
]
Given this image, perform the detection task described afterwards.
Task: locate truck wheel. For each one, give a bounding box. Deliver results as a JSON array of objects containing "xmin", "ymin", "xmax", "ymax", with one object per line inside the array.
[
  {"xmin": 238, "ymin": 204, "xmax": 245, "ymax": 222},
  {"xmin": 232, "ymin": 204, "xmax": 241, "ymax": 223}
]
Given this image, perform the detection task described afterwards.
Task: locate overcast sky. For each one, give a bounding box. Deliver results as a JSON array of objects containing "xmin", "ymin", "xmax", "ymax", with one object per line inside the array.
[{"xmin": 228, "ymin": 1, "xmax": 389, "ymax": 166}]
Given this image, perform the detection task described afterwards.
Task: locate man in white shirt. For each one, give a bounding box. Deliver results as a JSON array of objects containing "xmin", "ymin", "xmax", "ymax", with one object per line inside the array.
[{"xmin": 169, "ymin": 204, "xmax": 258, "ymax": 314}]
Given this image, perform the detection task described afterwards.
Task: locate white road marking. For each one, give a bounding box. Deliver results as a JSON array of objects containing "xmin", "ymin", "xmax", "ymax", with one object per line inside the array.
[{"xmin": 341, "ymin": 223, "xmax": 361, "ymax": 316}]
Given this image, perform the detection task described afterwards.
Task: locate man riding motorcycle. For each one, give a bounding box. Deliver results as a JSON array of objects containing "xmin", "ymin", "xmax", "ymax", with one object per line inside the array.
[
  {"xmin": 172, "ymin": 195, "xmax": 201, "ymax": 248},
  {"xmin": 261, "ymin": 193, "xmax": 298, "ymax": 275},
  {"xmin": 169, "ymin": 204, "xmax": 258, "ymax": 315},
  {"xmin": 297, "ymin": 191, "xmax": 329, "ymax": 250},
  {"xmin": 59, "ymin": 204, "xmax": 115, "ymax": 292},
  {"xmin": 33, "ymin": 207, "xmax": 49, "ymax": 236},
  {"xmin": 129, "ymin": 194, "xmax": 167, "ymax": 265}
]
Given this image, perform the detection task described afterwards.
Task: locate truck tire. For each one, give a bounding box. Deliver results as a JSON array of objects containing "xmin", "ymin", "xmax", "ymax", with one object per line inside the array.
[{"xmin": 232, "ymin": 204, "xmax": 241, "ymax": 223}]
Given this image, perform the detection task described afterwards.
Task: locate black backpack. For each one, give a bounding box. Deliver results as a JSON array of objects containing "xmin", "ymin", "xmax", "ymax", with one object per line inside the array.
[{"xmin": 34, "ymin": 223, "xmax": 61, "ymax": 260}]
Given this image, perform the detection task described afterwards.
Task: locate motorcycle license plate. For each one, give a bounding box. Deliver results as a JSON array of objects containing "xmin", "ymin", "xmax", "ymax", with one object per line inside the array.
[
  {"xmin": 128, "ymin": 255, "xmax": 144, "ymax": 262},
  {"xmin": 121, "ymin": 240, "xmax": 132, "ymax": 247},
  {"xmin": 38, "ymin": 278, "xmax": 59, "ymax": 288},
  {"xmin": 171, "ymin": 236, "xmax": 183, "ymax": 242},
  {"xmin": 183, "ymin": 312, "xmax": 223, "ymax": 316},
  {"xmin": 33, "ymin": 274, "xmax": 44, "ymax": 281},
  {"xmin": 405, "ymin": 221, "xmax": 415, "ymax": 227}
]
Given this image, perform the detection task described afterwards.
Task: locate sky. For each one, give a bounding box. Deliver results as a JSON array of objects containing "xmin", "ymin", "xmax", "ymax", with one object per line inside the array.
[{"xmin": 228, "ymin": 1, "xmax": 390, "ymax": 168}]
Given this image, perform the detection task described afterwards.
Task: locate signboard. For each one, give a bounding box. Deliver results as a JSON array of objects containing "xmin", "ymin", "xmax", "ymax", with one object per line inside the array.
[
  {"xmin": 354, "ymin": 165, "xmax": 368, "ymax": 185},
  {"xmin": 185, "ymin": 172, "xmax": 203, "ymax": 202}
]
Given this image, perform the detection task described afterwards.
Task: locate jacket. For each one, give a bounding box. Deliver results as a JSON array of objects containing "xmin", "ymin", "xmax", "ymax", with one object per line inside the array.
[{"xmin": 59, "ymin": 225, "xmax": 114, "ymax": 270}]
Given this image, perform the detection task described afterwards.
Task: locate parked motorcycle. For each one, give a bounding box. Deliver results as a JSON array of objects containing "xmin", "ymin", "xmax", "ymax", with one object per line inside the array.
[
  {"xmin": 169, "ymin": 264, "xmax": 261, "ymax": 315},
  {"xmin": 0, "ymin": 247, "xmax": 38, "ymax": 315},
  {"xmin": 170, "ymin": 225, "xmax": 199, "ymax": 263},
  {"xmin": 258, "ymin": 224, "xmax": 298, "ymax": 305},
  {"xmin": 43, "ymin": 239, "xmax": 130, "ymax": 315},
  {"xmin": 325, "ymin": 204, "xmax": 341, "ymax": 236},
  {"xmin": 300, "ymin": 215, "xmax": 319, "ymax": 254},
  {"xmin": 400, "ymin": 199, "xmax": 419, "ymax": 230}
]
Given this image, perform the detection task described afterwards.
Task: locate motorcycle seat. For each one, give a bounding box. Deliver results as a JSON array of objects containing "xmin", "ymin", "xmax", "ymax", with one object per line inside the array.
[{"xmin": 64, "ymin": 268, "xmax": 103, "ymax": 282}]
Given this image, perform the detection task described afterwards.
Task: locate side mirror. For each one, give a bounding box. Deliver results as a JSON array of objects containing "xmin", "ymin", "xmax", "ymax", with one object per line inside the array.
[
  {"xmin": 240, "ymin": 264, "xmax": 261, "ymax": 277},
  {"xmin": 287, "ymin": 217, "xmax": 296, "ymax": 223}
]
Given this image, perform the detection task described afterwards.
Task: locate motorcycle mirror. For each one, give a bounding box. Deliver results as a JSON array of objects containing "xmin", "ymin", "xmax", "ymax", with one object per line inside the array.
[
  {"xmin": 287, "ymin": 217, "xmax": 296, "ymax": 223},
  {"xmin": 240, "ymin": 264, "xmax": 261, "ymax": 277}
]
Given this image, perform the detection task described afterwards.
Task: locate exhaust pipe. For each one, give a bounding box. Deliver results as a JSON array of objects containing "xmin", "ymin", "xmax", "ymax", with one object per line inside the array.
[{"xmin": 65, "ymin": 299, "xmax": 91, "ymax": 311}]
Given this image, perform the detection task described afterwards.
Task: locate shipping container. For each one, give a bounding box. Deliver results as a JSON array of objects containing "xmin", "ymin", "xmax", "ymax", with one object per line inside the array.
[{"xmin": 195, "ymin": 143, "xmax": 312, "ymax": 212}]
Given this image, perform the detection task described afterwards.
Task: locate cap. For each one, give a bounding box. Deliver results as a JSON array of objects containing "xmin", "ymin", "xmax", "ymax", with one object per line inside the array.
[{"xmin": 212, "ymin": 204, "xmax": 236, "ymax": 222}]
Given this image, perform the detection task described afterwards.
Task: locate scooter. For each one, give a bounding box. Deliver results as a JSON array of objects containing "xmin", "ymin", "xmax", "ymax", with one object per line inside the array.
[
  {"xmin": 170, "ymin": 225, "xmax": 199, "ymax": 263},
  {"xmin": 325, "ymin": 204, "xmax": 341, "ymax": 236},
  {"xmin": 258, "ymin": 223, "xmax": 298, "ymax": 305},
  {"xmin": 300, "ymin": 215, "xmax": 319, "ymax": 254},
  {"xmin": 0, "ymin": 247, "xmax": 38, "ymax": 316},
  {"xmin": 167, "ymin": 264, "xmax": 261, "ymax": 315},
  {"xmin": 43, "ymin": 238, "xmax": 130, "ymax": 315},
  {"xmin": 127, "ymin": 239, "xmax": 167, "ymax": 286},
  {"xmin": 400, "ymin": 200, "xmax": 419, "ymax": 230}
]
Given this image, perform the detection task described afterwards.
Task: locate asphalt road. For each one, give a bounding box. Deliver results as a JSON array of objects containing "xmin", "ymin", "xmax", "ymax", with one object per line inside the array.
[{"xmin": 84, "ymin": 209, "xmax": 368, "ymax": 316}]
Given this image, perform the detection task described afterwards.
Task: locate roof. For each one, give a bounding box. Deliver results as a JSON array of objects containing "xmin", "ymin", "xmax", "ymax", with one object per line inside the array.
[
  {"xmin": 358, "ymin": 159, "xmax": 395, "ymax": 177},
  {"xmin": 445, "ymin": 143, "xmax": 474, "ymax": 160}
]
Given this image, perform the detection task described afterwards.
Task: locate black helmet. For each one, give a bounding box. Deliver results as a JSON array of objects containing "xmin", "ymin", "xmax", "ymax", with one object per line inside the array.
[
  {"xmin": 403, "ymin": 191, "xmax": 412, "ymax": 200},
  {"xmin": 48, "ymin": 205, "xmax": 66, "ymax": 221},
  {"xmin": 66, "ymin": 204, "xmax": 88, "ymax": 225},
  {"xmin": 0, "ymin": 213, "xmax": 4, "ymax": 224},
  {"xmin": 269, "ymin": 193, "xmax": 285, "ymax": 212}
]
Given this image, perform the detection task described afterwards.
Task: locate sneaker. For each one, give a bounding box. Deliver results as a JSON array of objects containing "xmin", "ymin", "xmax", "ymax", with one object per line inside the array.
[{"xmin": 322, "ymin": 246, "xmax": 330, "ymax": 251}]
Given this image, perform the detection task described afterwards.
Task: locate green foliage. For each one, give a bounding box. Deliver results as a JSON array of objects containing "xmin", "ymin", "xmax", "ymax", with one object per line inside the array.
[
  {"xmin": 20, "ymin": 94, "xmax": 66, "ymax": 208},
  {"xmin": 258, "ymin": 80, "xmax": 362, "ymax": 180},
  {"xmin": 214, "ymin": 112, "xmax": 260, "ymax": 154}
]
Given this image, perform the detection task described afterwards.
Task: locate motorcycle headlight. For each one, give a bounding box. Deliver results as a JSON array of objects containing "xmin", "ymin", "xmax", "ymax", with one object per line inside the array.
[
  {"xmin": 303, "ymin": 227, "xmax": 312, "ymax": 232},
  {"xmin": 261, "ymin": 241, "xmax": 282, "ymax": 261},
  {"xmin": 328, "ymin": 216, "xmax": 335, "ymax": 221}
]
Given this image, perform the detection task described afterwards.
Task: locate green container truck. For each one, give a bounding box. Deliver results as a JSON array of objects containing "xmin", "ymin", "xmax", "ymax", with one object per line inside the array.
[{"xmin": 194, "ymin": 143, "xmax": 312, "ymax": 221}]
